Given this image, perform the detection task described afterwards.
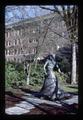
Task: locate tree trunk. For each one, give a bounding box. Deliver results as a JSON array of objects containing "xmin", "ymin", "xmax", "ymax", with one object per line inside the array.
[
  {"xmin": 71, "ymin": 43, "xmax": 77, "ymax": 84},
  {"xmin": 26, "ymin": 63, "xmax": 31, "ymax": 85},
  {"xmin": 26, "ymin": 75, "xmax": 29, "ymax": 85},
  {"xmin": 35, "ymin": 58, "xmax": 38, "ymax": 69}
]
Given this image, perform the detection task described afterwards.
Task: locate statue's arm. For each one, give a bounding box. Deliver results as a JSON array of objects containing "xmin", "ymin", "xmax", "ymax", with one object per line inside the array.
[
  {"xmin": 56, "ymin": 64, "xmax": 61, "ymax": 73},
  {"xmin": 44, "ymin": 61, "xmax": 48, "ymax": 75}
]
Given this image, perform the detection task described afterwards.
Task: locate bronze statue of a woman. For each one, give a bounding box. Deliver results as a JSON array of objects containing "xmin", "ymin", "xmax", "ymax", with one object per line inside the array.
[{"xmin": 40, "ymin": 54, "xmax": 62, "ymax": 100}]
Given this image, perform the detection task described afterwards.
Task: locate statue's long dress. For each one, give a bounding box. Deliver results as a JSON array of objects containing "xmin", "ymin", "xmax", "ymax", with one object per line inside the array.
[
  {"xmin": 42, "ymin": 73, "xmax": 58, "ymax": 99},
  {"xmin": 40, "ymin": 59, "xmax": 65, "ymax": 100},
  {"xmin": 40, "ymin": 60, "xmax": 58, "ymax": 99}
]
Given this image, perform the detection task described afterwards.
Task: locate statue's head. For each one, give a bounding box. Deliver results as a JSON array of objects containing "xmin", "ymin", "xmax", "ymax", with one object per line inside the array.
[{"xmin": 47, "ymin": 54, "xmax": 55, "ymax": 61}]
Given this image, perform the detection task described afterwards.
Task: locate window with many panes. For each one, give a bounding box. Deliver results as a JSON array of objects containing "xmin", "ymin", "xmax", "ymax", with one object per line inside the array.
[
  {"xmin": 15, "ymin": 49, "xmax": 17, "ymax": 54},
  {"xmin": 15, "ymin": 39, "xmax": 17, "ymax": 45}
]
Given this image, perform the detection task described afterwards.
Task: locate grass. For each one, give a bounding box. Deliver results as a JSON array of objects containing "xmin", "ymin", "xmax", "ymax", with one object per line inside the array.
[
  {"xmin": 25, "ymin": 81, "xmax": 78, "ymax": 94},
  {"xmin": 60, "ymin": 83, "xmax": 78, "ymax": 93},
  {"xmin": 29, "ymin": 79, "xmax": 78, "ymax": 93},
  {"xmin": 62, "ymin": 85, "xmax": 78, "ymax": 93}
]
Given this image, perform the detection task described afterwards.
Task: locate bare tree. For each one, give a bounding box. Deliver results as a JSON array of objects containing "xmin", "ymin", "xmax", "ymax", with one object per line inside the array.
[
  {"xmin": 39, "ymin": 5, "xmax": 78, "ymax": 84},
  {"xmin": 5, "ymin": 6, "xmax": 30, "ymax": 85},
  {"xmin": 5, "ymin": 5, "xmax": 78, "ymax": 85},
  {"xmin": 5, "ymin": 6, "xmax": 54, "ymax": 85}
]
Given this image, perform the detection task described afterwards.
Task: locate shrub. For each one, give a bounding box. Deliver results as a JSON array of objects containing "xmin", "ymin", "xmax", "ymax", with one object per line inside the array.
[
  {"xmin": 5, "ymin": 62, "xmax": 25, "ymax": 88},
  {"xmin": 54, "ymin": 71, "xmax": 69, "ymax": 85},
  {"xmin": 30, "ymin": 63, "xmax": 44, "ymax": 86},
  {"xmin": 59, "ymin": 57, "xmax": 71, "ymax": 73},
  {"xmin": 5, "ymin": 63, "xmax": 18, "ymax": 87}
]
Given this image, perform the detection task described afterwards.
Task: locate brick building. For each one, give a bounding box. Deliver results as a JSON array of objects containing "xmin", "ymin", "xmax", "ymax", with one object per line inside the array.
[{"xmin": 5, "ymin": 13, "xmax": 70, "ymax": 63}]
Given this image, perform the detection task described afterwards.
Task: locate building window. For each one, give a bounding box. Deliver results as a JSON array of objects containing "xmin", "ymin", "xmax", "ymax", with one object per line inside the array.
[
  {"xmin": 22, "ymin": 29, "xmax": 25, "ymax": 36},
  {"xmin": 34, "ymin": 48, "xmax": 36, "ymax": 53},
  {"xmin": 5, "ymin": 41, "xmax": 8, "ymax": 46},
  {"xmin": 37, "ymin": 26, "xmax": 40, "ymax": 33},
  {"xmin": 9, "ymin": 49, "xmax": 11, "ymax": 55},
  {"xmin": 15, "ymin": 40, "xmax": 17, "ymax": 45},
  {"xmin": 7, "ymin": 58, "xmax": 10, "ymax": 62},
  {"xmin": 12, "ymin": 58, "xmax": 14, "ymax": 61},
  {"xmin": 33, "ymin": 39, "xmax": 38, "ymax": 43},
  {"xmin": 10, "ymin": 49, "xmax": 13, "ymax": 55},
  {"xmin": 14, "ymin": 58, "xmax": 16, "ymax": 61},
  {"xmin": 7, "ymin": 49, "xmax": 9, "ymax": 55},
  {"xmin": 8, "ymin": 41, "xmax": 10, "ymax": 46},
  {"xmin": 20, "ymin": 29, "xmax": 23, "ymax": 36},
  {"xmin": 17, "ymin": 30, "xmax": 20, "ymax": 36},
  {"xmin": 17, "ymin": 58, "xmax": 19, "ymax": 62},
  {"xmin": 18, "ymin": 39, "xmax": 20, "ymax": 44},
  {"xmin": 9, "ymin": 42, "xmax": 11, "ymax": 46},
  {"xmin": 15, "ymin": 49, "xmax": 17, "ymax": 54},
  {"xmin": 12, "ymin": 49, "xmax": 14, "ymax": 55},
  {"xmin": 18, "ymin": 49, "xmax": 20, "ymax": 54},
  {"xmin": 29, "ymin": 39, "xmax": 32, "ymax": 43},
  {"xmin": 5, "ymin": 50, "xmax": 7, "ymax": 55},
  {"xmin": 6, "ymin": 32, "xmax": 10, "ymax": 38},
  {"xmin": 33, "ymin": 39, "xmax": 36, "ymax": 43},
  {"xmin": 5, "ymin": 33, "xmax": 7, "ymax": 38},
  {"xmin": 36, "ymin": 39, "xmax": 38, "ymax": 42},
  {"xmin": 14, "ymin": 31, "xmax": 16, "ymax": 36},
  {"xmin": 9, "ymin": 31, "xmax": 11, "ymax": 37},
  {"xmin": 21, "ymin": 48, "xmax": 24, "ymax": 54}
]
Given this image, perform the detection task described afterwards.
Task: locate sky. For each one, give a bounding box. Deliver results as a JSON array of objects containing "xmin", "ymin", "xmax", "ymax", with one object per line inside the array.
[
  {"xmin": 5, "ymin": 5, "xmax": 54, "ymax": 25},
  {"xmin": 5, "ymin": 5, "xmax": 74, "ymax": 25}
]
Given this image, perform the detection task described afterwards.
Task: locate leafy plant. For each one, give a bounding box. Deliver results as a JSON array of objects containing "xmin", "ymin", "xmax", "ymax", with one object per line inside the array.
[
  {"xmin": 5, "ymin": 62, "xmax": 25, "ymax": 88},
  {"xmin": 30, "ymin": 63, "xmax": 44, "ymax": 86}
]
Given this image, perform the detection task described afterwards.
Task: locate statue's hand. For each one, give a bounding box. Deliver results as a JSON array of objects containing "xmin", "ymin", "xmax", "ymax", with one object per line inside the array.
[
  {"xmin": 44, "ymin": 70, "xmax": 47, "ymax": 75},
  {"xmin": 58, "ymin": 68, "xmax": 61, "ymax": 73}
]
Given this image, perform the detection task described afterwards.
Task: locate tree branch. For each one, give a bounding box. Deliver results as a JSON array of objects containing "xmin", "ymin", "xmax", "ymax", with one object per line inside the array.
[
  {"xmin": 61, "ymin": 5, "xmax": 67, "ymax": 21},
  {"xmin": 39, "ymin": 6, "xmax": 55, "ymax": 12}
]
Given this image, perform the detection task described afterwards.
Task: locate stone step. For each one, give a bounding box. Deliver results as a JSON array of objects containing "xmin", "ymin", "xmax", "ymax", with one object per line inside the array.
[
  {"xmin": 5, "ymin": 106, "xmax": 30, "ymax": 115},
  {"xmin": 22, "ymin": 96, "xmax": 62, "ymax": 107},
  {"xmin": 16, "ymin": 101, "xmax": 35, "ymax": 109},
  {"xmin": 62, "ymin": 95, "xmax": 78, "ymax": 105}
]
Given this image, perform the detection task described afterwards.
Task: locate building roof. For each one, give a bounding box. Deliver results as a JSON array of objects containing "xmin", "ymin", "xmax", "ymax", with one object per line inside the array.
[{"xmin": 5, "ymin": 13, "xmax": 62, "ymax": 30}]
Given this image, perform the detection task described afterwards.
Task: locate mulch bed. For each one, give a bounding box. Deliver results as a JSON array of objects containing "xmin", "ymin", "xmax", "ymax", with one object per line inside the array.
[
  {"xmin": 26, "ymin": 103, "xmax": 78, "ymax": 115},
  {"xmin": 5, "ymin": 89, "xmax": 24, "ymax": 108}
]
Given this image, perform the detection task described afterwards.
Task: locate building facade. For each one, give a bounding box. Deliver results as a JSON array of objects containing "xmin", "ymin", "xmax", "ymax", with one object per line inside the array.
[{"xmin": 5, "ymin": 13, "xmax": 70, "ymax": 63}]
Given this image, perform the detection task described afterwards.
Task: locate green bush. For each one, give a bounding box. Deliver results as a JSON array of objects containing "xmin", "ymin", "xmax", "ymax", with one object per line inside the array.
[
  {"xmin": 30, "ymin": 63, "xmax": 44, "ymax": 86},
  {"xmin": 58, "ymin": 57, "xmax": 71, "ymax": 73},
  {"xmin": 5, "ymin": 62, "xmax": 25, "ymax": 88},
  {"xmin": 15, "ymin": 63, "xmax": 24, "ymax": 72},
  {"xmin": 5, "ymin": 61, "xmax": 45, "ymax": 89},
  {"xmin": 5, "ymin": 60, "xmax": 70, "ymax": 89},
  {"xmin": 56, "ymin": 57, "xmax": 71, "ymax": 83}
]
